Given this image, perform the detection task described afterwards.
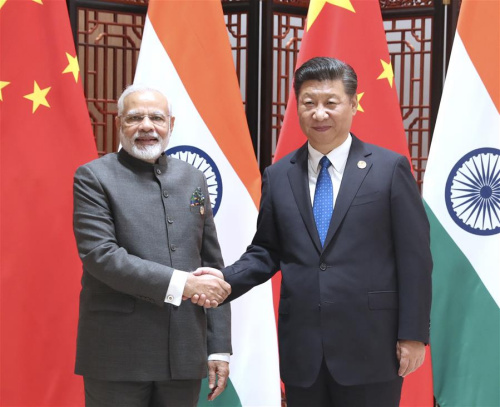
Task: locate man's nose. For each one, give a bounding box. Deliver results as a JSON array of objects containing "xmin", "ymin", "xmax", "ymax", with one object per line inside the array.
[
  {"xmin": 313, "ymin": 106, "xmax": 328, "ymax": 121},
  {"xmin": 138, "ymin": 115, "xmax": 154, "ymax": 130}
]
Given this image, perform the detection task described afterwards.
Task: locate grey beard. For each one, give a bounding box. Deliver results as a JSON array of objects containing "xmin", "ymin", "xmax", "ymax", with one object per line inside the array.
[
  {"xmin": 120, "ymin": 128, "xmax": 170, "ymax": 163},
  {"xmin": 129, "ymin": 142, "xmax": 164, "ymax": 162}
]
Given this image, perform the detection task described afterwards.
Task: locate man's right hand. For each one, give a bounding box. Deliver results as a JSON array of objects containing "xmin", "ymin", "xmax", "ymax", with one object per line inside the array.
[
  {"xmin": 183, "ymin": 272, "xmax": 230, "ymax": 308},
  {"xmin": 188, "ymin": 267, "xmax": 228, "ymax": 307}
]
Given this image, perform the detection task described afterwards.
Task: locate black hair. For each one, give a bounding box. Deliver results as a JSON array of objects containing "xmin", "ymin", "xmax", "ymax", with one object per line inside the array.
[{"xmin": 293, "ymin": 57, "xmax": 357, "ymax": 99}]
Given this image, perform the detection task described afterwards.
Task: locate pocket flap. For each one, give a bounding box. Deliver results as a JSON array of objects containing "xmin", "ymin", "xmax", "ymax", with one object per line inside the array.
[
  {"xmin": 89, "ymin": 293, "xmax": 136, "ymax": 313},
  {"xmin": 368, "ymin": 291, "xmax": 398, "ymax": 310},
  {"xmin": 351, "ymin": 191, "xmax": 379, "ymax": 206}
]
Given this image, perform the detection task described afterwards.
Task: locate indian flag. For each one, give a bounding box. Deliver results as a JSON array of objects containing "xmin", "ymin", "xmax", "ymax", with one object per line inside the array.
[
  {"xmin": 422, "ymin": 1, "xmax": 499, "ymax": 406},
  {"xmin": 134, "ymin": 1, "xmax": 281, "ymax": 406}
]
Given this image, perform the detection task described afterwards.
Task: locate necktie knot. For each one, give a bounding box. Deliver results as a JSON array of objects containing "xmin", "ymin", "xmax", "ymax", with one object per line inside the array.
[{"xmin": 319, "ymin": 156, "xmax": 332, "ymax": 170}]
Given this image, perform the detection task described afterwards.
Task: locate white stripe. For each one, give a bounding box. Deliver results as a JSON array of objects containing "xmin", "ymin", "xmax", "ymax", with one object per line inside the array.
[
  {"xmin": 424, "ymin": 34, "xmax": 500, "ymax": 307},
  {"xmin": 135, "ymin": 18, "xmax": 281, "ymax": 405}
]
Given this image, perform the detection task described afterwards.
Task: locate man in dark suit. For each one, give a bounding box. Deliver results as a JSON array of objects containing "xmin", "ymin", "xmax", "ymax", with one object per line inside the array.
[
  {"xmin": 73, "ymin": 85, "xmax": 232, "ymax": 406},
  {"xmin": 195, "ymin": 57, "xmax": 432, "ymax": 406}
]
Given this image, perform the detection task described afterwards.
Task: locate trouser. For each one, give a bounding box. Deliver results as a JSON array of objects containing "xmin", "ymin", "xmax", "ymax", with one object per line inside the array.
[
  {"xmin": 285, "ymin": 359, "xmax": 403, "ymax": 407},
  {"xmin": 84, "ymin": 376, "xmax": 201, "ymax": 407}
]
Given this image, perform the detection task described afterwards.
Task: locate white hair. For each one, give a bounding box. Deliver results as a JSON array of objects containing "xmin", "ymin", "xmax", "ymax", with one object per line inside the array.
[{"xmin": 117, "ymin": 84, "xmax": 173, "ymax": 116}]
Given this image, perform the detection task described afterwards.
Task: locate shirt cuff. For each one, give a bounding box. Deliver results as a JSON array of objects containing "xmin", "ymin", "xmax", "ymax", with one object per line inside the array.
[
  {"xmin": 208, "ymin": 353, "xmax": 230, "ymax": 363},
  {"xmin": 164, "ymin": 269, "xmax": 188, "ymax": 306}
]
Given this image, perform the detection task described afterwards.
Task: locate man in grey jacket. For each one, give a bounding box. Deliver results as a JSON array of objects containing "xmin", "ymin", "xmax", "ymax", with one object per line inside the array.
[{"xmin": 73, "ymin": 85, "xmax": 231, "ymax": 406}]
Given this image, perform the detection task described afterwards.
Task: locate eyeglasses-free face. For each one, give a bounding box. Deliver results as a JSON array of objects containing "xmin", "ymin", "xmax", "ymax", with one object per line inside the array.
[{"xmin": 297, "ymin": 79, "xmax": 357, "ymax": 154}]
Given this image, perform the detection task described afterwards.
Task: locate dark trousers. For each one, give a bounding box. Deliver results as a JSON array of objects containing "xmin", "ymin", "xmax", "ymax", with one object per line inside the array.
[
  {"xmin": 84, "ymin": 377, "xmax": 201, "ymax": 407},
  {"xmin": 285, "ymin": 360, "xmax": 403, "ymax": 407}
]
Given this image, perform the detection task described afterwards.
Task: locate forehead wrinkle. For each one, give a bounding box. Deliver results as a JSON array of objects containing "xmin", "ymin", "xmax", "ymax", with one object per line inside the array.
[{"xmin": 125, "ymin": 108, "xmax": 167, "ymax": 115}]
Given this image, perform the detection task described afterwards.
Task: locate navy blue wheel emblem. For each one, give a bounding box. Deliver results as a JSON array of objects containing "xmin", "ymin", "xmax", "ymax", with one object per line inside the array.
[
  {"xmin": 167, "ymin": 146, "xmax": 223, "ymax": 217},
  {"xmin": 445, "ymin": 148, "xmax": 500, "ymax": 235}
]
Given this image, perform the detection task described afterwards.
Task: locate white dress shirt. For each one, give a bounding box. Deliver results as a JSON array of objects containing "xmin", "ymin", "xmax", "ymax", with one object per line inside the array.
[{"xmin": 308, "ymin": 134, "xmax": 352, "ymax": 207}]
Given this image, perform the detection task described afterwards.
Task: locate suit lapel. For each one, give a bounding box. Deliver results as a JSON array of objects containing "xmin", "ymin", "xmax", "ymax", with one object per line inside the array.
[
  {"xmin": 287, "ymin": 144, "xmax": 323, "ymax": 253},
  {"xmin": 323, "ymin": 136, "xmax": 373, "ymax": 249}
]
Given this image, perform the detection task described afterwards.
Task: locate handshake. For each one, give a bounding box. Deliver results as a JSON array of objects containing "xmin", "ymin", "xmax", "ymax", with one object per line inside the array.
[{"xmin": 182, "ymin": 267, "xmax": 230, "ymax": 308}]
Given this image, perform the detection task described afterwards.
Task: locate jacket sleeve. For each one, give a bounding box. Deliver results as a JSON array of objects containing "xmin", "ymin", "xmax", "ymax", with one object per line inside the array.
[
  {"xmin": 73, "ymin": 165, "xmax": 174, "ymax": 306},
  {"xmin": 199, "ymin": 174, "xmax": 232, "ymax": 355},
  {"xmin": 390, "ymin": 156, "xmax": 433, "ymax": 343}
]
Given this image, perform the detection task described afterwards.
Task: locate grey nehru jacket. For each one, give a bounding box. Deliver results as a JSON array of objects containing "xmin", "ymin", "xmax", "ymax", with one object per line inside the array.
[{"xmin": 73, "ymin": 149, "xmax": 231, "ymax": 382}]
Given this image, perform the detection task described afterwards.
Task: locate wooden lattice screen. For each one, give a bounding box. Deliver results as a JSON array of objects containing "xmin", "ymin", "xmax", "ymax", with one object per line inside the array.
[{"xmin": 70, "ymin": 0, "xmax": 451, "ymax": 189}]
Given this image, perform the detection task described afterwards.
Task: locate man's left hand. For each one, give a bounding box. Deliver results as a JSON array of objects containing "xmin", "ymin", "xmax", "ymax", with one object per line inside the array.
[
  {"xmin": 397, "ymin": 340, "xmax": 425, "ymax": 377},
  {"xmin": 207, "ymin": 360, "xmax": 229, "ymax": 401}
]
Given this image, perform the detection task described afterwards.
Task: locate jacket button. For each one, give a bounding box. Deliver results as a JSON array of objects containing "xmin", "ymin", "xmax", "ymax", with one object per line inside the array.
[
  {"xmin": 170, "ymin": 244, "xmax": 176, "ymax": 251},
  {"xmin": 320, "ymin": 263, "xmax": 327, "ymax": 271},
  {"xmin": 163, "ymin": 190, "xmax": 169, "ymax": 198},
  {"xmin": 167, "ymin": 217, "xmax": 173, "ymax": 224},
  {"xmin": 156, "ymin": 168, "xmax": 161, "ymax": 175}
]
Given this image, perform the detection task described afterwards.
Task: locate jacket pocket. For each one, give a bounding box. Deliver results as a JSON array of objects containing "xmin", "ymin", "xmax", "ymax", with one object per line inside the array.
[
  {"xmin": 89, "ymin": 293, "xmax": 136, "ymax": 313},
  {"xmin": 351, "ymin": 191, "xmax": 379, "ymax": 206},
  {"xmin": 368, "ymin": 291, "xmax": 398, "ymax": 310}
]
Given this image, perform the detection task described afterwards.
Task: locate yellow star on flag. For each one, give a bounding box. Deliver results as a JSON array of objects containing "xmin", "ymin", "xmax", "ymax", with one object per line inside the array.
[
  {"xmin": 0, "ymin": 81, "xmax": 10, "ymax": 101},
  {"xmin": 357, "ymin": 92, "xmax": 365, "ymax": 112},
  {"xmin": 24, "ymin": 81, "xmax": 51, "ymax": 113},
  {"xmin": 63, "ymin": 52, "xmax": 80, "ymax": 82},
  {"xmin": 377, "ymin": 59, "xmax": 394, "ymax": 87},
  {"xmin": 1, "ymin": 0, "xmax": 42, "ymax": 10},
  {"xmin": 307, "ymin": 0, "xmax": 355, "ymax": 31}
]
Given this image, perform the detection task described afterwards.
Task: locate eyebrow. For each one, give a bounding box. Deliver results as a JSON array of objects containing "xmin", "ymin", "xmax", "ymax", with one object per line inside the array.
[
  {"xmin": 125, "ymin": 109, "xmax": 166, "ymax": 115},
  {"xmin": 300, "ymin": 93, "xmax": 340, "ymax": 99}
]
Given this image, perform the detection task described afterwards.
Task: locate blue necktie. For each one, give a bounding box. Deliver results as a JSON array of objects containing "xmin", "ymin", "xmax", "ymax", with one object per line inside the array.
[{"xmin": 313, "ymin": 156, "xmax": 333, "ymax": 246}]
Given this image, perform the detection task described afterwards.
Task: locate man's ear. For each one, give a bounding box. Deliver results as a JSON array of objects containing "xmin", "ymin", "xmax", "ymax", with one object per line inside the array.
[
  {"xmin": 115, "ymin": 116, "xmax": 121, "ymax": 131},
  {"xmin": 351, "ymin": 95, "xmax": 359, "ymax": 115}
]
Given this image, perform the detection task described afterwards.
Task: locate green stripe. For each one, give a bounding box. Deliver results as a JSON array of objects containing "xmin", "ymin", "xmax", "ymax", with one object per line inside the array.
[
  {"xmin": 425, "ymin": 202, "xmax": 500, "ymax": 407},
  {"xmin": 198, "ymin": 377, "xmax": 242, "ymax": 407}
]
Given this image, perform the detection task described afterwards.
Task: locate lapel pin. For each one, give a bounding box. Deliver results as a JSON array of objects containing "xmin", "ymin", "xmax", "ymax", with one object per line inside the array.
[
  {"xmin": 357, "ymin": 160, "xmax": 367, "ymax": 169},
  {"xmin": 200, "ymin": 206, "xmax": 205, "ymax": 216}
]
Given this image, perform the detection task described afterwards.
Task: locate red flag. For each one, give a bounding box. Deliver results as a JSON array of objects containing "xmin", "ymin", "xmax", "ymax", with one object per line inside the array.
[
  {"xmin": 272, "ymin": 1, "xmax": 433, "ymax": 405},
  {"xmin": 0, "ymin": 0, "xmax": 97, "ymax": 404}
]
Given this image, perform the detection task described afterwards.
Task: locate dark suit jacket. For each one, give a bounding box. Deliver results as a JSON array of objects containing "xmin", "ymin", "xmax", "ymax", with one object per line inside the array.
[
  {"xmin": 73, "ymin": 149, "xmax": 231, "ymax": 381},
  {"xmin": 224, "ymin": 135, "xmax": 432, "ymax": 387}
]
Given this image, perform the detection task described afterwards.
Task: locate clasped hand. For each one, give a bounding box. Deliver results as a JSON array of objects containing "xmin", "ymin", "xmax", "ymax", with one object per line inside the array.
[{"xmin": 182, "ymin": 267, "xmax": 229, "ymax": 308}]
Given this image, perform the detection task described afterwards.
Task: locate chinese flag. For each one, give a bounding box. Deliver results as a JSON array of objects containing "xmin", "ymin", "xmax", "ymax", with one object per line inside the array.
[
  {"xmin": 0, "ymin": 0, "xmax": 97, "ymax": 405},
  {"xmin": 273, "ymin": 0, "xmax": 433, "ymax": 405}
]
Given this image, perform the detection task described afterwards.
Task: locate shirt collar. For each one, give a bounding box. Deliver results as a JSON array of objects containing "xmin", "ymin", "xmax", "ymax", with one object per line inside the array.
[{"xmin": 308, "ymin": 134, "xmax": 352, "ymax": 174}]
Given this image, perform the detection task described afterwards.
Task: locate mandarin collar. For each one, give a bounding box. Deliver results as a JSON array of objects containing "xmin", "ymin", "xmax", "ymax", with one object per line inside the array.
[{"xmin": 118, "ymin": 148, "xmax": 168, "ymax": 171}]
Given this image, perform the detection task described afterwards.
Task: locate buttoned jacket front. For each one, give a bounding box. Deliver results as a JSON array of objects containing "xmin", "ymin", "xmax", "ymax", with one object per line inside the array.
[
  {"xmin": 73, "ymin": 149, "xmax": 231, "ymax": 381},
  {"xmin": 224, "ymin": 135, "xmax": 432, "ymax": 387}
]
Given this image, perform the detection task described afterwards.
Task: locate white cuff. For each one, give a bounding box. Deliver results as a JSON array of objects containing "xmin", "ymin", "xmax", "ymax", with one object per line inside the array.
[
  {"xmin": 208, "ymin": 353, "xmax": 230, "ymax": 363},
  {"xmin": 164, "ymin": 270, "xmax": 188, "ymax": 306}
]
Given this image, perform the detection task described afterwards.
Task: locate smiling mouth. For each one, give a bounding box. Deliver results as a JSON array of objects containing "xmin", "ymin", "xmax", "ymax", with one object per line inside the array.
[
  {"xmin": 135, "ymin": 137, "xmax": 158, "ymax": 145},
  {"xmin": 133, "ymin": 132, "xmax": 160, "ymax": 145},
  {"xmin": 312, "ymin": 126, "xmax": 331, "ymax": 132}
]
